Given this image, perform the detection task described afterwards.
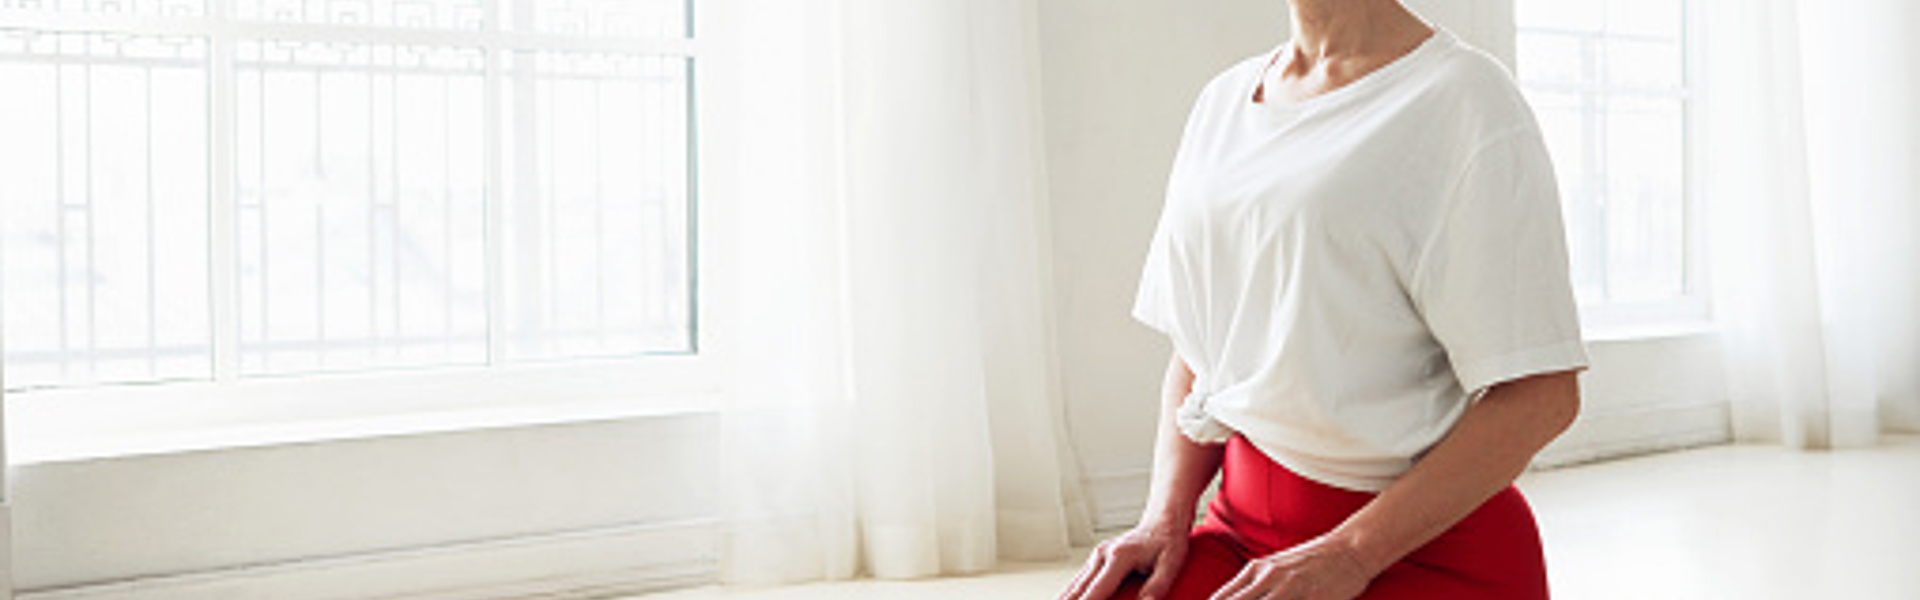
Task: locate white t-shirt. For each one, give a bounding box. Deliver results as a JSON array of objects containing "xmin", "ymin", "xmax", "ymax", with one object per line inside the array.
[{"xmin": 1131, "ymin": 29, "xmax": 1590, "ymax": 492}]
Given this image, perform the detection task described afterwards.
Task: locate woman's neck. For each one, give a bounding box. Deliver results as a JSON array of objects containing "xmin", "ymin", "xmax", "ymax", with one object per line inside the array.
[{"xmin": 1286, "ymin": 0, "xmax": 1422, "ymax": 63}]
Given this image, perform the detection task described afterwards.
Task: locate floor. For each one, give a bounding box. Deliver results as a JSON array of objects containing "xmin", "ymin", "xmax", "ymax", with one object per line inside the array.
[{"xmin": 644, "ymin": 436, "xmax": 1920, "ymax": 600}]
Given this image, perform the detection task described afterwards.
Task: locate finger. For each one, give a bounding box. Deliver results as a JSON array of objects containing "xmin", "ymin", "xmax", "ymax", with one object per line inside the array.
[
  {"xmin": 1225, "ymin": 574, "xmax": 1274, "ymax": 600},
  {"xmin": 1081, "ymin": 548, "xmax": 1136, "ymax": 600},
  {"xmin": 1252, "ymin": 578, "xmax": 1286, "ymax": 600},
  {"xmin": 1247, "ymin": 570, "xmax": 1290, "ymax": 600},
  {"xmin": 1060, "ymin": 549, "xmax": 1106, "ymax": 600},
  {"xmin": 1061, "ymin": 547, "xmax": 1105, "ymax": 600},
  {"xmin": 1138, "ymin": 546, "xmax": 1185, "ymax": 600}
]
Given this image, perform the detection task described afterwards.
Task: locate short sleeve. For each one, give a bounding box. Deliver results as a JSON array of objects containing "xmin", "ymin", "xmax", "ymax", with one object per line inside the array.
[
  {"xmin": 1410, "ymin": 127, "xmax": 1589, "ymax": 395},
  {"xmin": 1131, "ymin": 80, "xmax": 1215, "ymax": 338},
  {"xmin": 1130, "ymin": 218, "xmax": 1177, "ymax": 336}
]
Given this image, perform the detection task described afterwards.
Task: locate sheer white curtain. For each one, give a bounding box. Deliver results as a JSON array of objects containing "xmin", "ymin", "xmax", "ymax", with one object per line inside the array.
[
  {"xmin": 1701, "ymin": 0, "xmax": 1920, "ymax": 448},
  {"xmin": 703, "ymin": 0, "xmax": 1092, "ymax": 585}
]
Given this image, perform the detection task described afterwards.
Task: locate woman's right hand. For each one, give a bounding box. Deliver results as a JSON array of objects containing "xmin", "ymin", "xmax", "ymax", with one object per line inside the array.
[{"xmin": 1058, "ymin": 518, "xmax": 1190, "ymax": 600}]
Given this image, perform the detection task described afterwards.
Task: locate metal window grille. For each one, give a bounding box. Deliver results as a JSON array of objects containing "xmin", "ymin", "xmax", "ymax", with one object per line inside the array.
[{"xmin": 1, "ymin": 0, "xmax": 694, "ymax": 391}]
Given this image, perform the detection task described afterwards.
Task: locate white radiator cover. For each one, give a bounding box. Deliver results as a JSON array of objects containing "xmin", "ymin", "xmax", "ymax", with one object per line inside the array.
[
  {"xmin": 9, "ymin": 411, "xmax": 720, "ymax": 599},
  {"xmin": 17, "ymin": 519, "xmax": 714, "ymax": 600}
]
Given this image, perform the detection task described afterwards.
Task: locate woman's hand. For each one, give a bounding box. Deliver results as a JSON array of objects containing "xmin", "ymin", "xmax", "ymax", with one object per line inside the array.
[
  {"xmin": 1208, "ymin": 536, "xmax": 1375, "ymax": 600},
  {"xmin": 1059, "ymin": 518, "xmax": 1191, "ymax": 600}
]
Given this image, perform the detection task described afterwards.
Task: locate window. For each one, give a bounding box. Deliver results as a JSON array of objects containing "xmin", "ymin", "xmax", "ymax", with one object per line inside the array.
[
  {"xmin": 1516, "ymin": 0, "xmax": 1704, "ymax": 328},
  {"xmin": 1, "ymin": 0, "xmax": 695, "ymax": 392}
]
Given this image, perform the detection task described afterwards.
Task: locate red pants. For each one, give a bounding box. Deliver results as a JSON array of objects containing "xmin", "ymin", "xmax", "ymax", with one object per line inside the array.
[{"xmin": 1112, "ymin": 436, "xmax": 1550, "ymax": 600}]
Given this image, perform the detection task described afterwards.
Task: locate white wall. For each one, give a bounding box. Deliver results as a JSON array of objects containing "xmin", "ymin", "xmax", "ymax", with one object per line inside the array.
[
  {"xmin": 1898, "ymin": 0, "xmax": 1920, "ymax": 430},
  {"xmin": 1036, "ymin": 0, "xmax": 1732, "ymax": 529},
  {"xmin": 1035, "ymin": 0, "xmax": 1283, "ymax": 527}
]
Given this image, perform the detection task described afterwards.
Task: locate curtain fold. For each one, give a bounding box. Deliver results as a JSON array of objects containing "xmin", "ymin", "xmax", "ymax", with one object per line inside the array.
[
  {"xmin": 1701, "ymin": 0, "xmax": 1920, "ymax": 448},
  {"xmin": 707, "ymin": 0, "xmax": 1090, "ymax": 585}
]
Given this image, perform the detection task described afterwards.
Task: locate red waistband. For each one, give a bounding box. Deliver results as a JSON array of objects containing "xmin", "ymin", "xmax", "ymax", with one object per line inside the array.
[{"xmin": 1199, "ymin": 435, "xmax": 1543, "ymax": 570}]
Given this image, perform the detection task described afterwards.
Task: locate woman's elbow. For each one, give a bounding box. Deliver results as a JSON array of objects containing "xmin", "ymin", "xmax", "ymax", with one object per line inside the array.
[
  {"xmin": 1527, "ymin": 370, "xmax": 1583, "ymax": 436},
  {"xmin": 1484, "ymin": 370, "xmax": 1583, "ymax": 438},
  {"xmin": 1545, "ymin": 384, "xmax": 1581, "ymax": 436}
]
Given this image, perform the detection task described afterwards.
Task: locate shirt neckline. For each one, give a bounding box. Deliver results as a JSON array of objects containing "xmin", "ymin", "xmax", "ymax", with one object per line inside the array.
[{"xmin": 1247, "ymin": 27, "xmax": 1452, "ymax": 119}]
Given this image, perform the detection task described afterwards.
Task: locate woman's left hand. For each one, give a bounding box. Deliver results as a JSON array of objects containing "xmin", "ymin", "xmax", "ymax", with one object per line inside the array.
[{"xmin": 1207, "ymin": 536, "xmax": 1376, "ymax": 600}]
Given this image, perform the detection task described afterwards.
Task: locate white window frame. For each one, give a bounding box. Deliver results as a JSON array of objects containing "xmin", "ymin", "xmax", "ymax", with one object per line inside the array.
[
  {"xmin": 1515, "ymin": 0, "xmax": 1712, "ymax": 340},
  {"xmin": 0, "ymin": 4, "xmax": 718, "ymax": 461}
]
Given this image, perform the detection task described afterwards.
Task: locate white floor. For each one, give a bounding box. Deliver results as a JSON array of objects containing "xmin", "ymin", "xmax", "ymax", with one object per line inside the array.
[{"xmin": 645, "ymin": 436, "xmax": 1920, "ymax": 600}]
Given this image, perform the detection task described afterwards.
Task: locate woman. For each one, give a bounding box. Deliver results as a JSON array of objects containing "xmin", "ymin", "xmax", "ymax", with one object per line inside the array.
[{"xmin": 1058, "ymin": 1, "xmax": 1588, "ymax": 599}]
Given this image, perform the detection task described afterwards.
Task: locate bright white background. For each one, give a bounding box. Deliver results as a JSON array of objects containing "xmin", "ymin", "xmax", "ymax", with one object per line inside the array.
[{"xmin": 0, "ymin": 0, "xmax": 1916, "ymax": 598}]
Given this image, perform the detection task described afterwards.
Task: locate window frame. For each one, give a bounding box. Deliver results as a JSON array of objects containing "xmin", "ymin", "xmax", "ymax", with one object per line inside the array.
[
  {"xmin": 1514, "ymin": 0, "xmax": 1712, "ymax": 338},
  {"xmin": 0, "ymin": 2, "xmax": 716, "ymax": 456}
]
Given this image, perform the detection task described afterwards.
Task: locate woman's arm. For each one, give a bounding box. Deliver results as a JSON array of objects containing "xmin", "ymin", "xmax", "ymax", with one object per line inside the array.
[
  {"xmin": 1062, "ymin": 352, "xmax": 1226, "ymax": 600},
  {"xmin": 1330, "ymin": 370, "xmax": 1580, "ymax": 574},
  {"xmin": 1141, "ymin": 352, "xmax": 1227, "ymax": 530},
  {"xmin": 1212, "ymin": 370, "xmax": 1581, "ymax": 600}
]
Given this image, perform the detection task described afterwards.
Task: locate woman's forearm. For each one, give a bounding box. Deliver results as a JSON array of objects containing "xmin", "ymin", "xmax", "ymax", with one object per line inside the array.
[
  {"xmin": 1322, "ymin": 370, "xmax": 1582, "ymax": 576},
  {"xmin": 1140, "ymin": 353, "xmax": 1226, "ymax": 528}
]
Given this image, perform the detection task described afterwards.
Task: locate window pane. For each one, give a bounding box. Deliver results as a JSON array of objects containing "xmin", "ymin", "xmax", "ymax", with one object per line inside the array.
[
  {"xmin": 1521, "ymin": 0, "xmax": 1689, "ymax": 307},
  {"xmin": 514, "ymin": 0, "xmax": 688, "ymax": 39},
  {"xmin": 238, "ymin": 0, "xmax": 486, "ymax": 29},
  {"xmin": 1, "ymin": 32, "xmax": 211, "ymax": 390},
  {"xmin": 1517, "ymin": 32, "xmax": 1584, "ymax": 86},
  {"xmin": 1605, "ymin": 39, "xmax": 1682, "ymax": 90},
  {"xmin": 1517, "ymin": 0, "xmax": 1604, "ymax": 33},
  {"xmin": 1603, "ymin": 98, "xmax": 1686, "ymax": 302},
  {"xmin": 4, "ymin": 1, "xmax": 698, "ymax": 389},
  {"xmin": 4, "ymin": 0, "xmax": 206, "ymax": 16},
  {"xmin": 1607, "ymin": 0, "xmax": 1683, "ymax": 38},
  {"xmin": 502, "ymin": 52, "xmax": 692, "ymax": 360},
  {"xmin": 235, "ymin": 42, "xmax": 488, "ymax": 374}
]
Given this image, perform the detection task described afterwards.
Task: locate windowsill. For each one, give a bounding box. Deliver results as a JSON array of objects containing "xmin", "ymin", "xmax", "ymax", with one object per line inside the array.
[
  {"xmin": 1583, "ymin": 317, "xmax": 1718, "ymax": 344},
  {"xmin": 6, "ymin": 356, "xmax": 722, "ymax": 466},
  {"xmin": 10, "ymin": 393, "xmax": 719, "ymax": 466},
  {"xmin": 1577, "ymin": 295, "xmax": 1716, "ymax": 344}
]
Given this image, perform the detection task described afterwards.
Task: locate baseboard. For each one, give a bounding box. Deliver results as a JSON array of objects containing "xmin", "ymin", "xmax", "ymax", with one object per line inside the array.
[
  {"xmin": 1533, "ymin": 401, "xmax": 1732, "ymax": 468},
  {"xmin": 18, "ymin": 519, "xmax": 718, "ymax": 600},
  {"xmin": 1084, "ymin": 402, "xmax": 1733, "ymax": 532},
  {"xmin": 1081, "ymin": 468, "xmax": 1150, "ymax": 533},
  {"xmin": 2, "ymin": 503, "xmax": 14, "ymax": 600}
]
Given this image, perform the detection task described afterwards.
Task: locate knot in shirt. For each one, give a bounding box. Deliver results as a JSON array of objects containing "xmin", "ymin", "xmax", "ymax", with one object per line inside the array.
[{"xmin": 1176, "ymin": 387, "xmax": 1235, "ymax": 445}]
